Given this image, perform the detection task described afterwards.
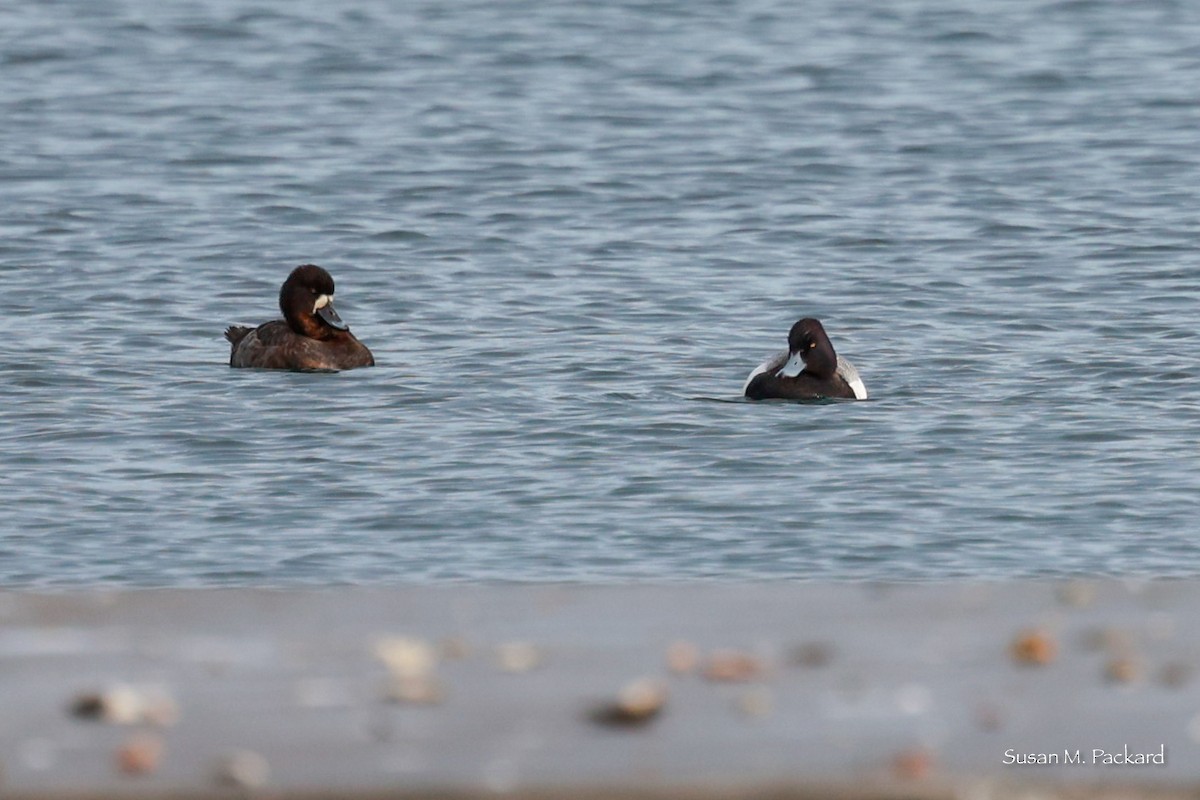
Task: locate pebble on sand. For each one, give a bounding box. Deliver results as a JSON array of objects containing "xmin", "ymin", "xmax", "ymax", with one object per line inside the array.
[
  {"xmin": 374, "ymin": 637, "xmax": 437, "ymax": 678},
  {"xmin": 1010, "ymin": 629, "xmax": 1057, "ymax": 666},
  {"xmin": 789, "ymin": 641, "xmax": 834, "ymax": 668},
  {"xmin": 495, "ymin": 641, "xmax": 544, "ymax": 673},
  {"xmin": 703, "ymin": 650, "xmax": 765, "ymax": 682},
  {"xmin": 591, "ymin": 678, "xmax": 668, "ymax": 727},
  {"xmin": 1161, "ymin": 661, "xmax": 1193, "ymax": 689},
  {"xmin": 70, "ymin": 685, "xmax": 179, "ymax": 727},
  {"xmin": 116, "ymin": 735, "xmax": 164, "ymax": 776},
  {"xmin": 891, "ymin": 747, "xmax": 935, "ymax": 780},
  {"xmin": 1104, "ymin": 656, "xmax": 1141, "ymax": 684},
  {"xmin": 665, "ymin": 640, "xmax": 699, "ymax": 675}
]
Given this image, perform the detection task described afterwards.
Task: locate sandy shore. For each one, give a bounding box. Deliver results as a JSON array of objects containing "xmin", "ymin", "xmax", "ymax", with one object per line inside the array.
[{"xmin": 1, "ymin": 582, "xmax": 1196, "ymax": 799}]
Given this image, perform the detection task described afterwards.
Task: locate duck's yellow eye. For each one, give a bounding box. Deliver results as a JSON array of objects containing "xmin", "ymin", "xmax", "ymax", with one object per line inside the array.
[{"xmin": 808, "ymin": 342, "xmax": 816, "ymax": 349}]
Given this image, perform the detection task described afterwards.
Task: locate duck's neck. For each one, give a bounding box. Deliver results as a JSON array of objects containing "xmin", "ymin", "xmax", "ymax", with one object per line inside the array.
[
  {"xmin": 285, "ymin": 310, "xmax": 338, "ymax": 340},
  {"xmin": 803, "ymin": 340, "xmax": 838, "ymax": 379}
]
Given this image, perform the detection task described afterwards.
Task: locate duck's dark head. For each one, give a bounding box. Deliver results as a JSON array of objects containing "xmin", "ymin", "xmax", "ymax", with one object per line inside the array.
[
  {"xmin": 279, "ymin": 264, "xmax": 349, "ymax": 339},
  {"xmin": 778, "ymin": 317, "xmax": 837, "ymax": 380}
]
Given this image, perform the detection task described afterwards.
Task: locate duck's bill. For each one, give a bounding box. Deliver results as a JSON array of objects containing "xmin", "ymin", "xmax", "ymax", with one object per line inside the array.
[
  {"xmin": 317, "ymin": 302, "xmax": 349, "ymax": 331},
  {"xmin": 776, "ymin": 352, "xmax": 804, "ymax": 378}
]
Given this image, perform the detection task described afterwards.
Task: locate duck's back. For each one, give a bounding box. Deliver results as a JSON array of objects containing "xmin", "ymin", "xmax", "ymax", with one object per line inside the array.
[{"xmin": 226, "ymin": 321, "xmax": 374, "ymax": 371}]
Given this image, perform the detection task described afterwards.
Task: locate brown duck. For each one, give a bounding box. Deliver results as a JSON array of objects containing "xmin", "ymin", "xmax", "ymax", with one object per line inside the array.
[{"xmin": 225, "ymin": 264, "xmax": 374, "ymax": 371}]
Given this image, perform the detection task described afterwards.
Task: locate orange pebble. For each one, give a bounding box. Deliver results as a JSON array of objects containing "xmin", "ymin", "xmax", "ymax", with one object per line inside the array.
[
  {"xmin": 892, "ymin": 747, "xmax": 934, "ymax": 780},
  {"xmin": 1105, "ymin": 656, "xmax": 1141, "ymax": 684},
  {"xmin": 116, "ymin": 735, "xmax": 163, "ymax": 776},
  {"xmin": 703, "ymin": 650, "xmax": 764, "ymax": 682},
  {"xmin": 1010, "ymin": 628, "xmax": 1057, "ymax": 666},
  {"xmin": 665, "ymin": 640, "xmax": 699, "ymax": 675}
]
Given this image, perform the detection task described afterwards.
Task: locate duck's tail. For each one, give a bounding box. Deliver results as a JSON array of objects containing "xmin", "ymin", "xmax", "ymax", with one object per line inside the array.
[{"xmin": 224, "ymin": 325, "xmax": 253, "ymax": 346}]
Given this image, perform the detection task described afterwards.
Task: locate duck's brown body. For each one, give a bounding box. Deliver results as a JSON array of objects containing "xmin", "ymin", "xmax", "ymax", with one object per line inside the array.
[{"xmin": 225, "ymin": 321, "xmax": 374, "ymax": 371}]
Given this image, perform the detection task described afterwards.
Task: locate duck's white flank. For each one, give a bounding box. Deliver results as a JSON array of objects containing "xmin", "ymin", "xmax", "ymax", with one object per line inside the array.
[{"xmin": 837, "ymin": 356, "xmax": 868, "ymax": 400}]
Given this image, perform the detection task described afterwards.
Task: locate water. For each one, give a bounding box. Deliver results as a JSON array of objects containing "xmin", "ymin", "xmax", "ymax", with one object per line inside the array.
[{"xmin": 4, "ymin": 0, "xmax": 1200, "ymax": 585}]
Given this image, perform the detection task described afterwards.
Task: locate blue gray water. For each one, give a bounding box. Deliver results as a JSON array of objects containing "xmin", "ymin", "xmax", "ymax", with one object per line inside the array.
[{"xmin": 4, "ymin": 0, "xmax": 1200, "ymax": 585}]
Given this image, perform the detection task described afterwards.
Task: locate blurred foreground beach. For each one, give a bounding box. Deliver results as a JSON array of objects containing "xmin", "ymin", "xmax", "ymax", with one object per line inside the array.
[{"xmin": 1, "ymin": 582, "xmax": 1196, "ymax": 799}]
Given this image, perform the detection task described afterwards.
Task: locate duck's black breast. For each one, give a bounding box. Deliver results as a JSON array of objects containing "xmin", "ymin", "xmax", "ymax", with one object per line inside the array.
[
  {"xmin": 743, "ymin": 369, "xmax": 858, "ymax": 401},
  {"xmin": 227, "ymin": 321, "xmax": 374, "ymax": 371}
]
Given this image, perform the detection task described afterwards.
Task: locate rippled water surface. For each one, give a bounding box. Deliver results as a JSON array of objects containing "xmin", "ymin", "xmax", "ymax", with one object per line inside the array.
[{"xmin": 4, "ymin": 0, "xmax": 1200, "ymax": 585}]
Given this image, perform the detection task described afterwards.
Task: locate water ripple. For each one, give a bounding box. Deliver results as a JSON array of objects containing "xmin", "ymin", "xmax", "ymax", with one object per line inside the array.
[{"xmin": 3, "ymin": 0, "xmax": 1200, "ymax": 585}]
